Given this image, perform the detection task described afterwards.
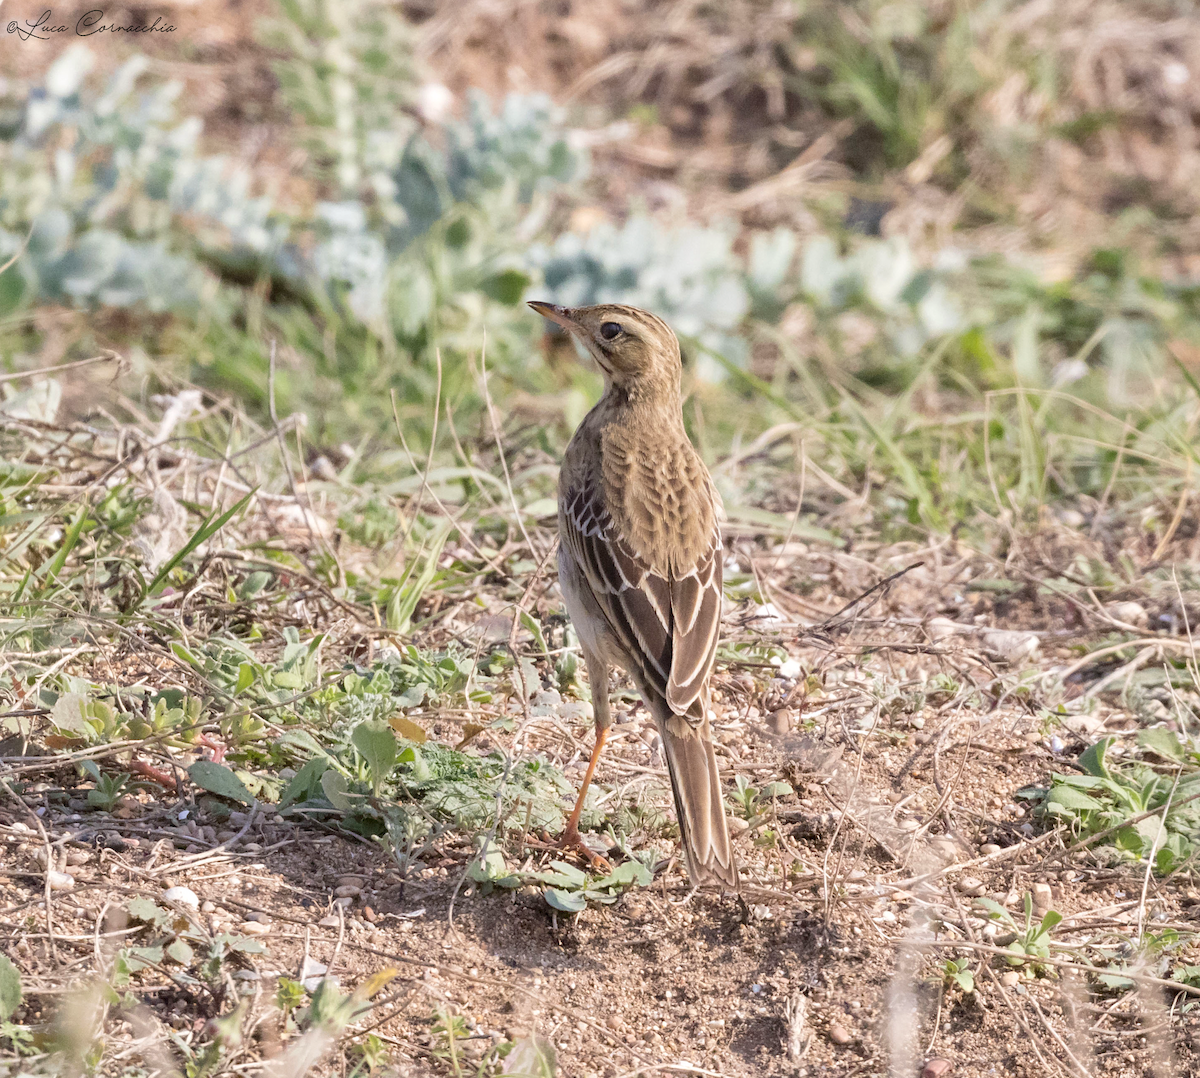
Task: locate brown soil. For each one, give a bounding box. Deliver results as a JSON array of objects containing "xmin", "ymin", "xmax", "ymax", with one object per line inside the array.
[{"xmin": 5, "ymin": 522, "xmax": 1200, "ymax": 1076}]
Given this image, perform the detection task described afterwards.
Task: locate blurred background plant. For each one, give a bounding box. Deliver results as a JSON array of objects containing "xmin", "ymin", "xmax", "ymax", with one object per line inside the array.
[{"xmin": 1, "ymin": 0, "xmax": 1196, "ymax": 540}]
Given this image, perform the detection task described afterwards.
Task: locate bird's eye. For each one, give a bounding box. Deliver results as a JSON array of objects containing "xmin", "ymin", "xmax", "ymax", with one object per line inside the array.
[{"xmin": 599, "ymin": 322, "xmax": 622, "ymax": 341}]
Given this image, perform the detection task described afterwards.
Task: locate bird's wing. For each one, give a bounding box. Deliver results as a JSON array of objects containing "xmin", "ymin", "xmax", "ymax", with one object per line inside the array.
[
  {"xmin": 665, "ymin": 531, "xmax": 723, "ymax": 720},
  {"xmin": 561, "ymin": 482, "xmax": 722, "ymax": 724}
]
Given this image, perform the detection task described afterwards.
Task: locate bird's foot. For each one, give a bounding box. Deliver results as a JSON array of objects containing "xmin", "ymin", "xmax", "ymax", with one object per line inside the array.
[{"xmin": 554, "ymin": 826, "xmax": 613, "ymax": 874}]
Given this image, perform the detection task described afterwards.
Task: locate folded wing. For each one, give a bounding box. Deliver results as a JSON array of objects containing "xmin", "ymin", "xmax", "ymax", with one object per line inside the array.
[{"xmin": 561, "ymin": 483, "xmax": 722, "ymax": 722}]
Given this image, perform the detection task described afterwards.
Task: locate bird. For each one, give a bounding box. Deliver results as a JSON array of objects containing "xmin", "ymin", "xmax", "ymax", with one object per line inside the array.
[{"xmin": 528, "ymin": 300, "xmax": 739, "ymax": 890}]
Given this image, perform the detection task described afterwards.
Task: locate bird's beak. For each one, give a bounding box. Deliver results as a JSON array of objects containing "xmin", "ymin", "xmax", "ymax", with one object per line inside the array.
[{"xmin": 527, "ymin": 300, "xmax": 579, "ymax": 333}]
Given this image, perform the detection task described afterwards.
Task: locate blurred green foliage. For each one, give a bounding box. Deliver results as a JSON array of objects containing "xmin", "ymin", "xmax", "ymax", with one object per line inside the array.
[{"xmin": 0, "ymin": 0, "xmax": 1197, "ymax": 535}]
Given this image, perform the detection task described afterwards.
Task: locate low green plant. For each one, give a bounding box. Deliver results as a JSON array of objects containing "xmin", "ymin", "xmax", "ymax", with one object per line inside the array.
[
  {"xmin": 113, "ymin": 897, "xmax": 266, "ymax": 990},
  {"xmin": 937, "ymin": 956, "xmax": 975, "ymax": 995},
  {"xmin": 974, "ymin": 893, "xmax": 1063, "ymax": 975},
  {"xmin": 348, "ymin": 1032, "xmax": 391, "ymax": 1076},
  {"xmin": 430, "ymin": 1007, "xmax": 471, "ymax": 1072},
  {"xmin": 730, "ymin": 774, "xmax": 794, "ymax": 822},
  {"xmin": 1031, "ymin": 733, "xmax": 1200, "ymax": 874},
  {"xmin": 79, "ymin": 763, "xmax": 131, "ymax": 811},
  {"xmin": 0, "ymin": 953, "xmax": 30, "ymax": 1054},
  {"xmin": 526, "ymin": 858, "xmax": 653, "ymax": 914}
]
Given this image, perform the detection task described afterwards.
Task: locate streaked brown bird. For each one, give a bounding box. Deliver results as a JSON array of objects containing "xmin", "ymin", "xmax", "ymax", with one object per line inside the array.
[{"xmin": 529, "ymin": 300, "xmax": 739, "ymax": 890}]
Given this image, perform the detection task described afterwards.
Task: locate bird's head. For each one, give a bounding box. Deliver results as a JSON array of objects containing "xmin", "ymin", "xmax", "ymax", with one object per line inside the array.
[{"xmin": 528, "ymin": 301, "xmax": 682, "ymax": 398}]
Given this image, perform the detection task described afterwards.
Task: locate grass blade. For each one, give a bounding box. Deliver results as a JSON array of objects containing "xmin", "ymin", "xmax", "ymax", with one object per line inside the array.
[{"xmin": 146, "ymin": 492, "xmax": 254, "ymax": 597}]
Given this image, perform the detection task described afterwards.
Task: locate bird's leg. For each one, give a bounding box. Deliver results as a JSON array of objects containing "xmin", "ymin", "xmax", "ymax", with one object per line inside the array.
[
  {"xmin": 559, "ymin": 722, "xmax": 611, "ymax": 868},
  {"xmin": 557, "ymin": 651, "xmax": 613, "ymax": 871}
]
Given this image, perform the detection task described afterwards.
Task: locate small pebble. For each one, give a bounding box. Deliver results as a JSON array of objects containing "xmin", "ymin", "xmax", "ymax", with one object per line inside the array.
[
  {"xmin": 244, "ymin": 911, "xmax": 270, "ymax": 923},
  {"xmin": 768, "ymin": 710, "xmax": 791, "ymax": 735},
  {"xmin": 163, "ymin": 886, "xmax": 200, "ymax": 910},
  {"xmin": 239, "ymin": 921, "xmax": 271, "ymax": 935},
  {"xmin": 956, "ymin": 876, "xmax": 986, "ymax": 897},
  {"xmin": 47, "ymin": 870, "xmax": 75, "ymax": 891},
  {"xmin": 1032, "ymin": 882, "xmax": 1053, "ymax": 911},
  {"xmin": 362, "ymin": 906, "xmax": 376, "ymax": 923},
  {"xmin": 334, "ymin": 884, "xmax": 361, "ymax": 898},
  {"xmin": 318, "ymin": 915, "xmax": 341, "ymax": 928},
  {"xmin": 1001, "ymin": 971, "xmax": 1020, "ymax": 988},
  {"xmin": 922, "ymin": 1060, "xmax": 953, "ymax": 1078},
  {"xmin": 829, "ymin": 1024, "xmax": 852, "ymax": 1045},
  {"xmin": 201, "ymin": 901, "xmax": 215, "ymax": 913},
  {"xmin": 1107, "ymin": 601, "xmax": 1148, "ymax": 627},
  {"xmin": 980, "ymin": 843, "xmax": 1002, "ymax": 856}
]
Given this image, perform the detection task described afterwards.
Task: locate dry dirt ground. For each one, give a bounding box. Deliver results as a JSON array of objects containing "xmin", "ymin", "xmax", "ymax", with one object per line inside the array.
[{"xmin": 5, "ymin": 520, "xmax": 1200, "ymax": 1078}]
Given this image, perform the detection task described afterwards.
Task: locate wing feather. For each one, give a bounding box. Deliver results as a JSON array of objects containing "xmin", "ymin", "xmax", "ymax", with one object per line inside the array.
[
  {"xmin": 561, "ymin": 480, "xmax": 722, "ymax": 726},
  {"xmin": 666, "ymin": 536, "xmax": 722, "ymax": 715}
]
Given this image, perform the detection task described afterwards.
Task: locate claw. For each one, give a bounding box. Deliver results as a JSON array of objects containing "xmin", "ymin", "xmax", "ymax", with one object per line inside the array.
[{"xmin": 556, "ymin": 827, "xmax": 613, "ymax": 873}]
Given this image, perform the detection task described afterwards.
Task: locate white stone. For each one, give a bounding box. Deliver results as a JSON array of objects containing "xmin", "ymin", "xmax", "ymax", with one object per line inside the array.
[{"xmin": 163, "ymin": 886, "xmax": 200, "ymax": 909}]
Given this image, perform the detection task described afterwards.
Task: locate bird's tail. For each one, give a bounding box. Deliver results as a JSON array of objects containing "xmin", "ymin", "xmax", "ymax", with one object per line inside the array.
[{"xmin": 655, "ymin": 706, "xmax": 739, "ymax": 890}]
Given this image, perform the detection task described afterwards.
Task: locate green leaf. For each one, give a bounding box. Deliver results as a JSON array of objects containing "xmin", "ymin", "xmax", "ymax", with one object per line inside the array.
[
  {"xmin": 126, "ymin": 945, "xmax": 165, "ymax": 969},
  {"xmin": 0, "ymin": 953, "xmax": 21, "ymax": 1021},
  {"xmin": 973, "ymin": 897, "xmax": 1015, "ymax": 925},
  {"xmin": 238, "ymin": 571, "xmax": 271, "ymax": 599},
  {"xmin": 544, "ymin": 888, "xmax": 587, "ymax": 913},
  {"xmin": 1137, "ymin": 728, "xmax": 1186, "ymax": 763},
  {"xmin": 1078, "ymin": 738, "xmax": 1113, "ymax": 779},
  {"xmin": 1046, "ymin": 785, "xmax": 1104, "ymax": 813},
  {"xmin": 352, "ymin": 721, "xmax": 397, "ymax": 795},
  {"xmin": 397, "ymin": 744, "xmax": 431, "ymax": 783},
  {"xmin": 519, "ymin": 610, "xmax": 549, "ymax": 658},
  {"xmin": 480, "ymin": 268, "xmax": 531, "ymax": 306},
  {"xmin": 235, "ymin": 662, "xmax": 256, "ymax": 695},
  {"xmin": 39, "ymin": 503, "xmax": 89, "ymax": 587},
  {"xmin": 278, "ymin": 756, "xmax": 329, "ymax": 810},
  {"xmin": 188, "ymin": 761, "xmax": 254, "ymax": 805},
  {"xmin": 320, "ymin": 769, "xmax": 354, "ymax": 812},
  {"xmin": 594, "ymin": 860, "xmax": 653, "ymax": 890},
  {"xmin": 542, "ymin": 861, "xmax": 587, "ymax": 888},
  {"xmin": 147, "ymin": 492, "xmax": 254, "ymax": 598},
  {"xmin": 166, "ymin": 939, "xmax": 195, "ymax": 966},
  {"xmin": 467, "ymin": 839, "xmax": 509, "ymax": 883},
  {"xmin": 1133, "ymin": 813, "xmax": 1169, "ymax": 855},
  {"xmin": 1036, "ymin": 910, "xmax": 1063, "ymax": 936},
  {"xmin": 395, "ymin": 684, "xmax": 427, "ymax": 709},
  {"xmin": 50, "ymin": 692, "xmax": 90, "ymax": 736},
  {"xmin": 226, "ymin": 935, "xmax": 266, "ymax": 954},
  {"xmin": 501, "ymin": 1033, "xmax": 557, "ymax": 1077},
  {"xmin": 126, "ymin": 898, "xmax": 170, "ymax": 927},
  {"xmin": 277, "ymin": 728, "xmax": 338, "ymax": 763}
]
